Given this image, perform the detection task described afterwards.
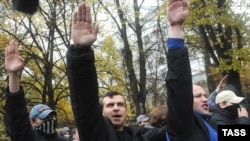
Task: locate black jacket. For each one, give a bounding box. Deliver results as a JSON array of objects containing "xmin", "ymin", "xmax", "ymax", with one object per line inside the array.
[
  {"xmin": 66, "ymin": 46, "xmax": 146, "ymax": 141},
  {"xmin": 143, "ymin": 126, "xmax": 167, "ymax": 141},
  {"xmin": 4, "ymin": 87, "xmax": 67, "ymax": 141},
  {"xmin": 165, "ymin": 45, "xmax": 213, "ymax": 141},
  {"xmin": 209, "ymin": 106, "xmax": 250, "ymax": 130},
  {"xmin": 139, "ymin": 43, "xmax": 215, "ymax": 141}
]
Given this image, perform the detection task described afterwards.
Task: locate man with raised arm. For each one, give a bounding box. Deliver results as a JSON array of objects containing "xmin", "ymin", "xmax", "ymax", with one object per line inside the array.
[
  {"xmin": 4, "ymin": 40, "xmax": 67, "ymax": 141},
  {"xmin": 165, "ymin": 0, "xmax": 217, "ymax": 140},
  {"xmin": 66, "ymin": 2, "xmax": 146, "ymax": 141}
]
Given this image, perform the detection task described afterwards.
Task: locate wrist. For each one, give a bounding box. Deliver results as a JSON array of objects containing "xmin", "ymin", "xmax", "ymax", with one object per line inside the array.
[
  {"xmin": 8, "ymin": 72, "xmax": 20, "ymax": 77},
  {"xmin": 168, "ymin": 25, "xmax": 183, "ymax": 38}
]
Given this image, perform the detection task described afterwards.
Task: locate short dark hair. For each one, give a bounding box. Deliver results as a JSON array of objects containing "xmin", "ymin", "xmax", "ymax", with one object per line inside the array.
[{"xmin": 100, "ymin": 91, "xmax": 126, "ymax": 106}]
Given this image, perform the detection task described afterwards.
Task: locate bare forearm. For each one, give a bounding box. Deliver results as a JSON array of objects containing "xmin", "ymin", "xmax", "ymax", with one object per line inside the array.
[{"xmin": 8, "ymin": 72, "xmax": 20, "ymax": 93}]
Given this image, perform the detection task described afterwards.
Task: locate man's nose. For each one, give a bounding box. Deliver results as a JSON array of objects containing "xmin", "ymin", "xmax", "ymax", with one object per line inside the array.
[
  {"xmin": 113, "ymin": 104, "xmax": 120, "ymax": 110},
  {"xmin": 202, "ymin": 96, "xmax": 208, "ymax": 101}
]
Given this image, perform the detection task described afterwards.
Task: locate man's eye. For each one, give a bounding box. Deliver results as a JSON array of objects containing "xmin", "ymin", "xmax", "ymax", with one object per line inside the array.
[
  {"xmin": 118, "ymin": 103, "xmax": 125, "ymax": 107},
  {"xmin": 107, "ymin": 104, "xmax": 114, "ymax": 107}
]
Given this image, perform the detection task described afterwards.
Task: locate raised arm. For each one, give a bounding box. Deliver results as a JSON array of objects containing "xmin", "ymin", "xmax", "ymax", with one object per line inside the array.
[
  {"xmin": 208, "ymin": 74, "xmax": 228, "ymax": 109},
  {"xmin": 5, "ymin": 40, "xmax": 33, "ymax": 140},
  {"xmin": 167, "ymin": 0, "xmax": 188, "ymax": 38},
  {"xmin": 166, "ymin": 0, "xmax": 193, "ymax": 138},
  {"xmin": 71, "ymin": 2, "xmax": 99, "ymax": 47},
  {"xmin": 67, "ymin": 2, "xmax": 106, "ymax": 141},
  {"xmin": 5, "ymin": 40, "xmax": 24, "ymax": 93}
]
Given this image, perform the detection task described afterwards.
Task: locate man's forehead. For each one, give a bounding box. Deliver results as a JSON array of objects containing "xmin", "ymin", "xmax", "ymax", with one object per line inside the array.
[
  {"xmin": 102, "ymin": 95, "xmax": 125, "ymax": 103},
  {"xmin": 193, "ymin": 85, "xmax": 207, "ymax": 95}
]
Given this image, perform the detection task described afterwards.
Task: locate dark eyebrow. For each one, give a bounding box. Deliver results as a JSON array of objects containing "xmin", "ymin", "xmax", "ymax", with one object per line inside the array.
[
  {"xmin": 117, "ymin": 102, "xmax": 125, "ymax": 105},
  {"xmin": 106, "ymin": 102, "xmax": 114, "ymax": 106}
]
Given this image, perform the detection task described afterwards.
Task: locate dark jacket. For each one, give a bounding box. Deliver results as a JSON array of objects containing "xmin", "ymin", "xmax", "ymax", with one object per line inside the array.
[
  {"xmin": 4, "ymin": 87, "xmax": 67, "ymax": 141},
  {"xmin": 137, "ymin": 125, "xmax": 154, "ymax": 135},
  {"xmin": 165, "ymin": 38, "xmax": 215, "ymax": 141},
  {"xmin": 209, "ymin": 106, "xmax": 250, "ymax": 130},
  {"xmin": 143, "ymin": 126, "xmax": 167, "ymax": 141},
  {"xmin": 66, "ymin": 46, "xmax": 146, "ymax": 141}
]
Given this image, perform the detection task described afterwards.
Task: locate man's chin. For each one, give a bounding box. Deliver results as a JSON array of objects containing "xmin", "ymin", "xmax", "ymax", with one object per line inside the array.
[
  {"xmin": 111, "ymin": 120, "xmax": 123, "ymax": 126},
  {"xmin": 202, "ymin": 110, "xmax": 210, "ymax": 115}
]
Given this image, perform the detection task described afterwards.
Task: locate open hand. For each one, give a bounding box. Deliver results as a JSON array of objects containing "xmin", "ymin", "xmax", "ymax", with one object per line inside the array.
[
  {"xmin": 71, "ymin": 2, "xmax": 99, "ymax": 47},
  {"xmin": 5, "ymin": 40, "xmax": 24, "ymax": 73}
]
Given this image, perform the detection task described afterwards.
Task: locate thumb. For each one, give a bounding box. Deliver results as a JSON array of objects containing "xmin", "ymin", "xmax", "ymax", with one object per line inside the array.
[{"xmin": 93, "ymin": 24, "xmax": 99, "ymax": 36}]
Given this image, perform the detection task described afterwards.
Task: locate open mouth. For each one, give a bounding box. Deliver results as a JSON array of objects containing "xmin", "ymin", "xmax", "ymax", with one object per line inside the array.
[
  {"xmin": 112, "ymin": 114, "xmax": 122, "ymax": 120},
  {"xmin": 202, "ymin": 104, "xmax": 208, "ymax": 110}
]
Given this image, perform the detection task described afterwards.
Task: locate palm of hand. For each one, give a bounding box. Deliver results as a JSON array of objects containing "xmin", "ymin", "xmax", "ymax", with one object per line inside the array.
[
  {"xmin": 5, "ymin": 54, "xmax": 23, "ymax": 72},
  {"xmin": 72, "ymin": 22, "xmax": 97, "ymax": 46}
]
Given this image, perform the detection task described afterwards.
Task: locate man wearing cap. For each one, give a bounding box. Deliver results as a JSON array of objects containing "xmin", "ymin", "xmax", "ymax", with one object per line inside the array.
[
  {"xmin": 209, "ymin": 90, "xmax": 250, "ymax": 130},
  {"xmin": 136, "ymin": 114, "xmax": 150, "ymax": 127},
  {"xmin": 4, "ymin": 40, "xmax": 67, "ymax": 141},
  {"xmin": 136, "ymin": 114, "xmax": 154, "ymax": 136}
]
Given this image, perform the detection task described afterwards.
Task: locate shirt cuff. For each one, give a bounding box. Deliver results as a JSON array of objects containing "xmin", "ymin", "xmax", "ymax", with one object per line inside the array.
[{"xmin": 167, "ymin": 38, "xmax": 184, "ymax": 49}]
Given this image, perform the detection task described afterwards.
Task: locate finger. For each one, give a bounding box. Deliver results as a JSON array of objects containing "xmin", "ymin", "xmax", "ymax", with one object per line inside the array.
[
  {"xmin": 85, "ymin": 5, "xmax": 92, "ymax": 24},
  {"xmin": 77, "ymin": 3, "xmax": 84, "ymax": 22},
  {"xmin": 19, "ymin": 56, "xmax": 25, "ymax": 63},
  {"xmin": 20, "ymin": 56, "xmax": 24, "ymax": 61},
  {"xmin": 183, "ymin": 0, "xmax": 188, "ymax": 10},
  {"xmin": 78, "ymin": 2, "xmax": 86, "ymax": 22},
  {"xmin": 240, "ymin": 107, "xmax": 247, "ymax": 112},
  {"xmin": 13, "ymin": 40, "xmax": 19, "ymax": 55},
  {"xmin": 81, "ymin": 3, "xmax": 86, "ymax": 22},
  {"xmin": 93, "ymin": 24, "xmax": 99, "ymax": 36},
  {"xmin": 72, "ymin": 11, "xmax": 77, "ymax": 24},
  {"xmin": 168, "ymin": 0, "xmax": 174, "ymax": 4},
  {"xmin": 237, "ymin": 108, "xmax": 241, "ymax": 113},
  {"xmin": 222, "ymin": 74, "xmax": 228, "ymax": 81},
  {"xmin": 168, "ymin": 0, "xmax": 176, "ymax": 5},
  {"xmin": 5, "ymin": 44, "xmax": 9, "ymax": 58},
  {"xmin": 9, "ymin": 40, "xmax": 16, "ymax": 54}
]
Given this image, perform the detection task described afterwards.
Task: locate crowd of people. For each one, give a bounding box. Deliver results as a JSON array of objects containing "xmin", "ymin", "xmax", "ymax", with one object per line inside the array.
[{"xmin": 4, "ymin": 0, "xmax": 250, "ymax": 141}]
